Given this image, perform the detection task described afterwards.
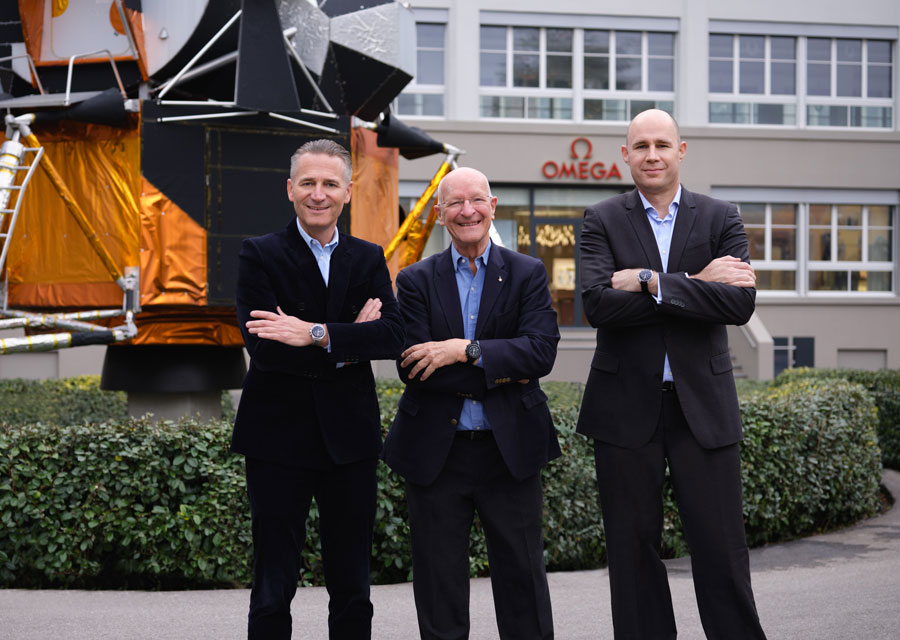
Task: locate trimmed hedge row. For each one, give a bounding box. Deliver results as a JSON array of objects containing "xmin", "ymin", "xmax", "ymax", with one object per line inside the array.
[
  {"xmin": 0, "ymin": 375, "xmax": 885, "ymax": 588},
  {"xmin": 770, "ymin": 367, "xmax": 900, "ymax": 470}
]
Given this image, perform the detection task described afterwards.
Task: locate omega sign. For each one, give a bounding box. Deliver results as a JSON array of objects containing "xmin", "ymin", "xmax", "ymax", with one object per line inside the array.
[{"xmin": 542, "ymin": 137, "xmax": 622, "ymax": 181}]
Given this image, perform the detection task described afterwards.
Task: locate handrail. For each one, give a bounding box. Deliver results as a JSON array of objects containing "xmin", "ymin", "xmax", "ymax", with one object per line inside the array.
[{"xmin": 65, "ymin": 49, "xmax": 127, "ymax": 106}]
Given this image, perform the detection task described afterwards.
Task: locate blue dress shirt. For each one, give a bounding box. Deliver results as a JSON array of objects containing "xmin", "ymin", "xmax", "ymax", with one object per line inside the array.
[
  {"xmin": 638, "ymin": 186, "xmax": 682, "ymax": 383},
  {"xmin": 451, "ymin": 242, "xmax": 492, "ymax": 431}
]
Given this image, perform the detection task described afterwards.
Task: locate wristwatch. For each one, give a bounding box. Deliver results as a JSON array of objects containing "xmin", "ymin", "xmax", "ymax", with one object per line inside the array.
[
  {"xmin": 638, "ymin": 269, "xmax": 653, "ymax": 294},
  {"xmin": 309, "ymin": 323, "xmax": 326, "ymax": 346},
  {"xmin": 465, "ymin": 340, "xmax": 481, "ymax": 364}
]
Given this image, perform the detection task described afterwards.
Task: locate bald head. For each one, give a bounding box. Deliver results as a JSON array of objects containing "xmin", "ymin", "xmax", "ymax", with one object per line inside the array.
[
  {"xmin": 626, "ymin": 109, "xmax": 681, "ymax": 147},
  {"xmin": 438, "ymin": 167, "xmax": 492, "ymax": 206}
]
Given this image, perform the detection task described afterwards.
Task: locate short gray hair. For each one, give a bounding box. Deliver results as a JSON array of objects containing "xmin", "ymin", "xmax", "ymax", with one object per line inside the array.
[{"xmin": 289, "ymin": 139, "xmax": 352, "ymax": 183}]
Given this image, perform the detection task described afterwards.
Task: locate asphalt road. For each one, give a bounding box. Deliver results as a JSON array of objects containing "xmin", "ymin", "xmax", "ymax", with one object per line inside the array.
[{"xmin": 2, "ymin": 469, "xmax": 898, "ymax": 639}]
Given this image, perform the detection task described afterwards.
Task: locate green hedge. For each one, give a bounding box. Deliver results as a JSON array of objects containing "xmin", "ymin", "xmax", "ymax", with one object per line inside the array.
[
  {"xmin": 0, "ymin": 376, "xmax": 128, "ymax": 425},
  {"xmin": 0, "ymin": 375, "xmax": 884, "ymax": 588},
  {"xmin": 770, "ymin": 368, "xmax": 900, "ymax": 470},
  {"xmin": 739, "ymin": 377, "xmax": 882, "ymax": 545}
]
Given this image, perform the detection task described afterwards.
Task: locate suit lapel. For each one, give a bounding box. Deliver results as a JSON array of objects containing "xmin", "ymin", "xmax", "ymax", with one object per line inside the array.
[
  {"xmin": 434, "ymin": 249, "xmax": 465, "ymax": 337},
  {"xmin": 624, "ymin": 189, "xmax": 665, "ymax": 272},
  {"xmin": 669, "ymin": 187, "xmax": 697, "ymax": 273},
  {"xmin": 476, "ymin": 246, "xmax": 507, "ymax": 338},
  {"xmin": 326, "ymin": 235, "xmax": 352, "ymax": 321},
  {"xmin": 283, "ymin": 221, "xmax": 327, "ymax": 315}
]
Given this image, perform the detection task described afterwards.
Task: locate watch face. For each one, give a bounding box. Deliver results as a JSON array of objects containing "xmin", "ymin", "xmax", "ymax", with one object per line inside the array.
[
  {"xmin": 311, "ymin": 324, "xmax": 325, "ymax": 339},
  {"xmin": 465, "ymin": 342, "xmax": 481, "ymax": 361},
  {"xmin": 639, "ymin": 269, "xmax": 652, "ymax": 282}
]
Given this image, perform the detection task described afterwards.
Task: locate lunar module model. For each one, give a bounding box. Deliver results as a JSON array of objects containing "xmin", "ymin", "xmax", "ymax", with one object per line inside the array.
[{"xmin": 0, "ymin": 0, "xmax": 460, "ymax": 415}]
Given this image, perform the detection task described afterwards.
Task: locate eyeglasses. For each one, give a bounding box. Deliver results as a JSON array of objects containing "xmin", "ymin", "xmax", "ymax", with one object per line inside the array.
[{"xmin": 439, "ymin": 197, "xmax": 492, "ymax": 213}]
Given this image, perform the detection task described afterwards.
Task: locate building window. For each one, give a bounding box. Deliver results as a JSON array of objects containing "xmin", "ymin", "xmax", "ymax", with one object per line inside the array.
[
  {"xmin": 709, "ymin": 33, "xmax": 893, "ymax": 128},
  {"xmin": 396, "ymin": 23, "xmax": 446, "ymax": 117},
  {"xmin": 808, "ymin": 204, "xmax": 893, "ymax": 292},
  {"xmin": 709, "ymin": 34, "xmax": 798, "ymax": 125},
  {"xmin": 738, "ymin": 200, "xmax": 894, "ymax": 294},
  {"xmin": 806, "ymin": 38, "xmax": 893, "ymax": 128},
  {"xmin": 739, "ymin": 203, "xmax": 798, "ymax": 291},
  {"xmin": 774, "ymin": 336, "xmax": 815, "ymax": 376},
  {"xmin": 480, "ymin": 25, "xmax": 674, "ymax": 122}
]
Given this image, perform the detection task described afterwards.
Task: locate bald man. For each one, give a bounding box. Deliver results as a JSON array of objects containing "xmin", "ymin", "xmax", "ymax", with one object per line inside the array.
[
  {"xmin": 384, "ymin": 167, "xmax": 560, "ymax": 640},
  {"xmin": 577, "ymin": 109, "xmax": 767, "ymax": 639}
]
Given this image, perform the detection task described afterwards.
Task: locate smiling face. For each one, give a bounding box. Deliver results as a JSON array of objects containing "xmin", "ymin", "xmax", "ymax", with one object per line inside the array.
[
  {"xmin": 436, "ymin": 167, "xmax": 497, "ymax": 258},
  {"xmin": 287, "ymin": 152, "xmax": 352, "ymax": 244},
  {"xmin": 621, "ymin": 109, "xmax": 686, "ymax": 201}
]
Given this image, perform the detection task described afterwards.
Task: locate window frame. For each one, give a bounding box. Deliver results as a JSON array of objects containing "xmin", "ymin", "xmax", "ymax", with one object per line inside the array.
[
  {"xmin": 707, "ymin": 27, "xmax": 895, "ymax": 130},
  {"xmin": 478, "ymin": 24, "xmax": 676, "ymax": 123},
  {"xmin": 718, "ymin": 188, "xmax": 898, "ymax": 298},
  {"xmin": 395, "ymin": 21, "xmax": 448, "ymax": 119}
]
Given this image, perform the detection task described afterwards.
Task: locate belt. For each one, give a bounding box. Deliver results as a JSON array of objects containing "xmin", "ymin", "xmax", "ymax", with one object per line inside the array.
[
  {"xmin": 661, "ymin": 380, "xmax": 676, "ymax": 392},
  {"xmin": 455, "ymin": 429, "xmax": 494, "ymax": 441}
]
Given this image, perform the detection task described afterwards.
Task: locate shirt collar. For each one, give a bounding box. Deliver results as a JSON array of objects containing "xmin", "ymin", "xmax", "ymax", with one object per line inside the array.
[
  {"xmin": 451, "ymin": 240, "xmax": 492, "ymax": 271},
  {"xmin": 638, "ymin": 185, "xmax": 682, "ymax": 221},
  {"xmin": 296, "ymin": 218, "xmax": 339, "ymax": 249}
]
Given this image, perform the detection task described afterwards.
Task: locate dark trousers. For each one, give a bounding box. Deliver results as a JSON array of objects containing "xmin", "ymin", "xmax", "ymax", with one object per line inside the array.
[
  {"xmin": 593, "ymin": 390, "xmax": 767, "ymax": 640},
  {"xmin": 245, "ymin": 456, "xmax": 377, "ymax": 640},
  {"xmin": 405, "ymin": 433, "xmax": 554, "ymax": 640}
]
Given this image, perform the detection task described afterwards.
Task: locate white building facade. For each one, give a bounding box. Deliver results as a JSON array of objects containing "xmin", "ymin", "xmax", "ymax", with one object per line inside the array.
[{"xmin": 394, "ymin": 0, "xmax": 900, "ymax": 380}]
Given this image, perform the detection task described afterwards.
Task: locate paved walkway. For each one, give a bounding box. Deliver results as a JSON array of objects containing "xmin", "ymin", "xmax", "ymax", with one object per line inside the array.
[{"xmin": 2, "ymin": 470, "xmax": 898, "ymax": 640}]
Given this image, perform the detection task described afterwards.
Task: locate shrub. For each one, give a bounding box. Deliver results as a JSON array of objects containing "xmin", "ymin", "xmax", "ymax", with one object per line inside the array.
[
  {"xmin": 0, "ymin": 376, "xmax": 884, "ymax": 588},
  {"xmin": 739, "ymin": 378, "xmax": 882, "ymax": 545},
  {"xmin": 770, "ymin": 368, "xmax": 900, "ymax": 470},
  {"xmin": 0, "ymin": 376, "xmax": 127, "ymax": 425},
  {"xmin": 0, "ymin": 418, "xmax": 251, "ymax": 589}
]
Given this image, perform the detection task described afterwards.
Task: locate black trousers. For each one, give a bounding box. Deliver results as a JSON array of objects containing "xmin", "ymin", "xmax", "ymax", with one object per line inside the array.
[
  {"xmin": 405, "ymin": 433, "xmax": 554, "ymax": 640},
  {"xmin": 245, "ymin": 456, "xmax": 377, "ymax": 640},
  {"xmin": 593, "ymin": 390, "xmax": 767, "ymax": 640}
]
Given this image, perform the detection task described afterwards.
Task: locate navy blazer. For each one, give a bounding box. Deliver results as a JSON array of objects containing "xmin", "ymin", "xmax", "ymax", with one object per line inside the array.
[
  {"xmin": 576, "ymin": 187, "xmax": 755, "ymax": 450},
  {"xmin": 383, "ymin": 244, "xmax": 561, "ymax": 486},
  {"xmin": 231, "ymin": 220, "xmax": 405, "ymax": 468}
]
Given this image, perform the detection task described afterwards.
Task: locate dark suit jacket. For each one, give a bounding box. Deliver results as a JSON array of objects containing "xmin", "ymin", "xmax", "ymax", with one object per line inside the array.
[
  {"xmin": 383, "ymin": 244, "xmax": 561, "ymax": 486},
  {"xmin": 576, "ymin": 187, "xmax": 755, "ymax": 450},
  {"xmin": 231, "ymin": 220, "xmax": 405, "ymax": 468}
]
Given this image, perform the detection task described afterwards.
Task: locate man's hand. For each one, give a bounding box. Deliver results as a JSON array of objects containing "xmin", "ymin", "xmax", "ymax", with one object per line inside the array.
[
  {"xmin": 612, "ymin": 268, "xmax": 657, "ymax": 295},
  {"xmin": 354, "ymin": 298, "xmax": 382, "ymax": 323},
  {"xmin": 690, "ymin": 256, "xmax": 756, "ymax": 287},
  {"xmin": 401, "ymin": 338, "xmax": 469, "ymax": 381},
  {"xmin": 247, "ymin": 306, "xmax": 326, "ymax": 347}
]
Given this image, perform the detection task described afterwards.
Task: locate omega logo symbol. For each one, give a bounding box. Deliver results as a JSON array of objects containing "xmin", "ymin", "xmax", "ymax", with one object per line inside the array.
[{"xmin": 542, "ymin": 137, "xmax": 622, "ymax": 181}]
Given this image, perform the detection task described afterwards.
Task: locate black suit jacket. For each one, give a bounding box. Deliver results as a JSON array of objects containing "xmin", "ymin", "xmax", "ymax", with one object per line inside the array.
[
  {"xmin": 576, "ymin": 187, "xmax": 755, "ymax": 450},
  {"xmin": 383, "ymin": 245, "xmax": 561, "ymax": 486},
  {"xmin": 231, "ymin": 220, "xmax": 405, "ymax": 468}
]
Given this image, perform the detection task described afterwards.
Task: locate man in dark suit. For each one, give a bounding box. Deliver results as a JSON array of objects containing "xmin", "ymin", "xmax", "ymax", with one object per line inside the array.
[
  {"xmin": 231, "ymin": 139, "xmax": 405, "ymax": 639},
  {"xmin": 577, "ymin": 109, "xmax": 768, "ymax": 640},
  {"xmin": 383, "ymin": 167, "xmax": 560, "ymax": 640}
]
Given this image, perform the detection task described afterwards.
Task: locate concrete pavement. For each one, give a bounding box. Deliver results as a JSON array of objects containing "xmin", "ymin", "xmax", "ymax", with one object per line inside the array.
[{"xmin": 2, "ymin": 469, "xmax": 898, "ymax": 639}]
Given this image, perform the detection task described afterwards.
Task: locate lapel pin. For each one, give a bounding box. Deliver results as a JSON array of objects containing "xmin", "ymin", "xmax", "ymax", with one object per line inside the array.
[{"xmin": 498, "ymin": 276, "xmax": 503, "ymax": 282}]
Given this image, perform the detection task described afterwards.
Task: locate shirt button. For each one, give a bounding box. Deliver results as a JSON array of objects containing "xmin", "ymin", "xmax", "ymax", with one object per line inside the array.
[{"xmin": 450, "ymin": 418, "xmax": 458, "ymax": 426}]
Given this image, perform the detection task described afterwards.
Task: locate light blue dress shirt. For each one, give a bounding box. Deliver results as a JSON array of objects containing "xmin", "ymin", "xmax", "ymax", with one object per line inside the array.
[
  {"xmin": 638, "ymin": 186, "xmax": 682, "ymax": 383},
  {"xmin": 451, "ymin": 242, "xmax": 492, "ymax": 431},
  {"xmin": 296, "ymin": 218, "xmax": 339, "ymax": 285}
]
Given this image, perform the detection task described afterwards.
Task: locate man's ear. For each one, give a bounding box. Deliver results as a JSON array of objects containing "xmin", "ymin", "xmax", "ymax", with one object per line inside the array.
[{"xmin": 620, "ymin": 145, "xmax": 630, "ymax": 164}]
